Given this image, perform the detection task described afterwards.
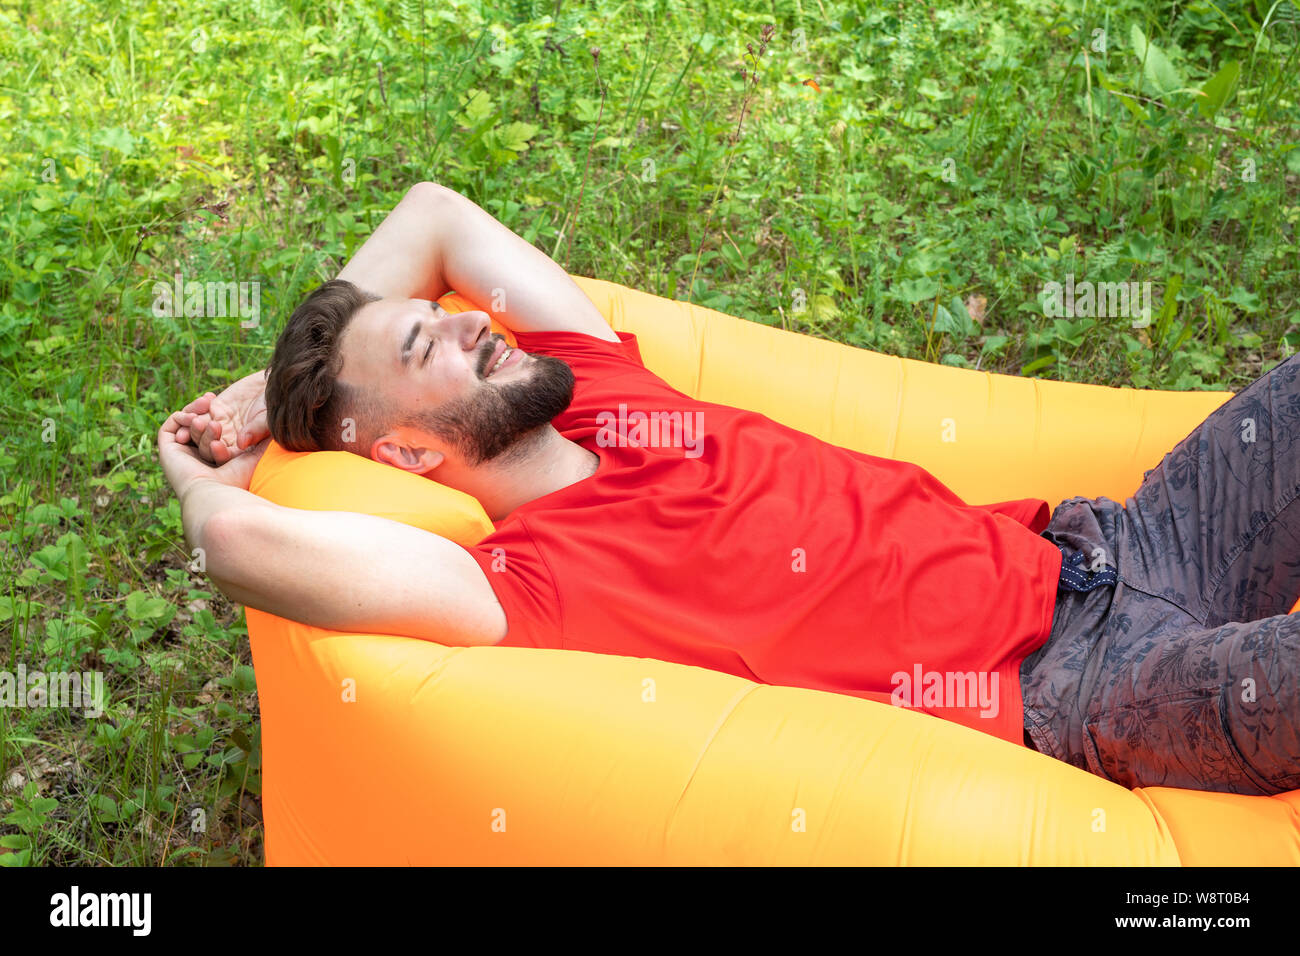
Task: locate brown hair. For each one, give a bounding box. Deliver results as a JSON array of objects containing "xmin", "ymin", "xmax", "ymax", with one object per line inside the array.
[{"xmin": 266, "ymin": 279, "xmax": 389, "ymax": 453}]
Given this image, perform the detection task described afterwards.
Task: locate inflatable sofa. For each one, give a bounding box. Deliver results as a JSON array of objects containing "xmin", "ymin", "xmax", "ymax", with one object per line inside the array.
[{"xmin": 245, "ymin": 275, "xmax": 1300, "ymax": 864}]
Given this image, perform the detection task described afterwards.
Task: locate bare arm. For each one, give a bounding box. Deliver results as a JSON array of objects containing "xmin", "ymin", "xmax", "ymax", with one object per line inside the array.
[
  {"xmin": 203, "ymin": 497, "xmax": 507, "ymax": 646},
  {"xmin": 160, "ymin": 410, "xmax": 505, "ymax": 645},
  {"xmin": 182, "ymin": 182, "xmax": 620, "ymax": 462},
  {"xmin": 337, "ymin": 181, "xmax": 619, "ymax": 341}
]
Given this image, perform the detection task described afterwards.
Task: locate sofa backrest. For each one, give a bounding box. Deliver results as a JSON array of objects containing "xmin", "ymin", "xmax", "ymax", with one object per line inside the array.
[{"xmin": 562, "ymin": 276, "xmax": 1234, "ymax": 506}]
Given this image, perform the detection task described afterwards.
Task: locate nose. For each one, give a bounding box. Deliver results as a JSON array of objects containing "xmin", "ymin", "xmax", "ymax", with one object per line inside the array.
[{"xmin": 434, "ymin": 304, "xmax": 492, "ymax": 349}]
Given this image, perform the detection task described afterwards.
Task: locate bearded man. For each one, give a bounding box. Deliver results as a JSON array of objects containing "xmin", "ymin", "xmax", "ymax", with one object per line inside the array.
[{"xmin": 158, "ymin": 183, "xmax": 1300, "ymax": 796}]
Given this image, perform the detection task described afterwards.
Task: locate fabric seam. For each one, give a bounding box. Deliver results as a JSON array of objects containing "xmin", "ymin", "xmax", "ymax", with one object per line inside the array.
[
  {"xmin": 1082, "ymin": 684, "xmax": 1278, "ymax": 795},
  {"xmin": 1203, "ymin": 479, "xmax": 1300, "ymax": 623}
]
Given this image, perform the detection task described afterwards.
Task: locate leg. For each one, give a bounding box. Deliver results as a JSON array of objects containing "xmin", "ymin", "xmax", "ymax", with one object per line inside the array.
[
  {"xmin": 1122, "ymin": 351, "xmax": 1300, "ymax": 626},
  {"xmin": 1024, "ymin": 356, "xmax": 1300, "ymax": 789},
  {"xmin": 1079, "ymin": 588, "xmax": 1300, "ymax": 794}
]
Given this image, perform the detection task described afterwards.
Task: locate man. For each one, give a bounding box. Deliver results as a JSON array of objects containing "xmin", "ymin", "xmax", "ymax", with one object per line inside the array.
[{"xmin": 158, "ymin": 183, "xmax": 1299, "ymax": 797}]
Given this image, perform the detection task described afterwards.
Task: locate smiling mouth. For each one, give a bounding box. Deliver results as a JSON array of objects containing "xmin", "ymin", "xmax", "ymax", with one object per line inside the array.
[{"xmin": 484, "ymin": 339, "xmax": 516, "ymax": 378}]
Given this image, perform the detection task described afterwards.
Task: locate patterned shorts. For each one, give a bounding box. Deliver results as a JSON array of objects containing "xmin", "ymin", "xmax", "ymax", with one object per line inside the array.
[{"xmin": 1020, "ymin": 353, "xmax": 1300, "ymax": 795}]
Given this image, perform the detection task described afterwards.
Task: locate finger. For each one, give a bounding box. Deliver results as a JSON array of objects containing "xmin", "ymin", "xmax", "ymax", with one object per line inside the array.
[
  {"xmin": 200, "ymin": 420, "xmax": 223, "ymax": 455},
  {"xmin": 160, "ymin": 410, "xmax": 186, "ymax": 437},
  {"xmin": 186, "ymin": 413, "xmax": 217, "ymax": 462},
  {"xmin": 209, "ymin": 430, "xmax": 232, "ymax": 464},
  {"xmin": 158, "ymin": 415, "xmax": 203, "ymax": 459},
  {"xmin": 238, "ymin": 411, "xmax": 270, "ymax": 449},
  {"xmin": 174, "ymin": 411, "xmax": 195, "ymax": 445},
  {"xmin": 181, "ymin": 392, "xmax": 215, "ymax": 415},
  {"xmin": 189, "ymin": 414, "xmax": 213, "ymax": 447}
]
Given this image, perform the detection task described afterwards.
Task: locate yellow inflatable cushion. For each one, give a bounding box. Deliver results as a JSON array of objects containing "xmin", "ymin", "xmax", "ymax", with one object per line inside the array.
[
  {"xmin": 244, "ymin": 277, "xmax": 1300, "ymax": 865},
  {"xmin": 250, "ymin": 443, "xmax": 494, "ymax": 542}
]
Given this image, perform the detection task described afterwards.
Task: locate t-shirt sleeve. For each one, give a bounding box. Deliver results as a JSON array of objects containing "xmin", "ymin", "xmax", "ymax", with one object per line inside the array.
[{"xmin": 464, "ymin": 523, "xmax": 563, "ymax": 649}]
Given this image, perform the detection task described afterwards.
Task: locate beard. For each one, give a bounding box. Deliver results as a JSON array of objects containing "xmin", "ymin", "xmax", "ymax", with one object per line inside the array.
[{"xmin": 411, "ymin": 340, "xmax": 576, "ymax": 466}]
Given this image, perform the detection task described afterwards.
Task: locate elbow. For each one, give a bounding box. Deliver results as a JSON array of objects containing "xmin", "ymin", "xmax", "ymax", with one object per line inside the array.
[{"xmin": 408, "ymin": 180, "xmax": 451, "ymax": 207}]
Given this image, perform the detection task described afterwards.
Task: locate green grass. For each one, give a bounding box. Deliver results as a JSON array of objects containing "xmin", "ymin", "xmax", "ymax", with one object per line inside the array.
[{"xmin": 0, "ymin": 0, "xmax": 1297, "ymax": 864}]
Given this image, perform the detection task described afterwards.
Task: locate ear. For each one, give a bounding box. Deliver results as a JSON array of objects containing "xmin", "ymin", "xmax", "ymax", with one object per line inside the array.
[{"xmin": 372, "ymin": 434, "xmax": 446, "ymax": 475}]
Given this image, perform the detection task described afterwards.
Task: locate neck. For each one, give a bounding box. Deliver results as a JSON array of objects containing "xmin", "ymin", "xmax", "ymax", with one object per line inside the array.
[{"xmin": 431, "ymin": 425, "xmax": 599, "ymax": 521}]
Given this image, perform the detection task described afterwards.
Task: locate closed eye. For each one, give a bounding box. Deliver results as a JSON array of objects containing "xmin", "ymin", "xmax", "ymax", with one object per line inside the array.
[{"xmin": 423, "ymin": 300, "xmax": 441, "ymax": 366}]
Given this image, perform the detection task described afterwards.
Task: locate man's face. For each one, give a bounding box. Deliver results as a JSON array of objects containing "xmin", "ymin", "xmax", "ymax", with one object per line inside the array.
[{"xmin": 338, "ymin": 297, "xmax": 574, "ymax": 466}]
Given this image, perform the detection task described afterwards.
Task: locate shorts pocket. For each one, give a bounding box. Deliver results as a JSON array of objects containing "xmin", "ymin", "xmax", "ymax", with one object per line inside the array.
[
  {"xmin": 1082, "ymin": 687, "xmax": 1278, "ymax": 795},
  {"xmin": 1219, "ymin": 692, "xmax": 1300, "ymax": 793}
]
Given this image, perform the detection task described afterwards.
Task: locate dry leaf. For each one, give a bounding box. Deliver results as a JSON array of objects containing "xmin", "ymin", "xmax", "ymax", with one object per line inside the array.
[{"xmin": 196, "ymin": 678, "xmax": 221, "ymax": 705}]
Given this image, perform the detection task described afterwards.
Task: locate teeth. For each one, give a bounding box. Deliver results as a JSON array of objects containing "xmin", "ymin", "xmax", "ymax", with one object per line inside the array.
[{"xmin": 489, "ymin": 348, "xmax": 511, "ymax": 376}]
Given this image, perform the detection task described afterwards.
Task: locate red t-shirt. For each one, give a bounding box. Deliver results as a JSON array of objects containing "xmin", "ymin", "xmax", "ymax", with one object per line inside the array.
[{"xmin": 465, "ymin": 330, "xmax": 1064, "ymax": 746}]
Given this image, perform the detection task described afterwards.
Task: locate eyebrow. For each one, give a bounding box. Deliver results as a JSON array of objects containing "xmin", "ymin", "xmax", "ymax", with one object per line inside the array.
[{"xmin": 400, "ymin": 323, "xmax": 419, "ymax": 366}]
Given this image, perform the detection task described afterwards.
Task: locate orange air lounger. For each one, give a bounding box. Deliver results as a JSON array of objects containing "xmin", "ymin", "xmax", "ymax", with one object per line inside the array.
[{"xmin": 245, "ymin": 276, "xmax": 1300, "ymax": 865}]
